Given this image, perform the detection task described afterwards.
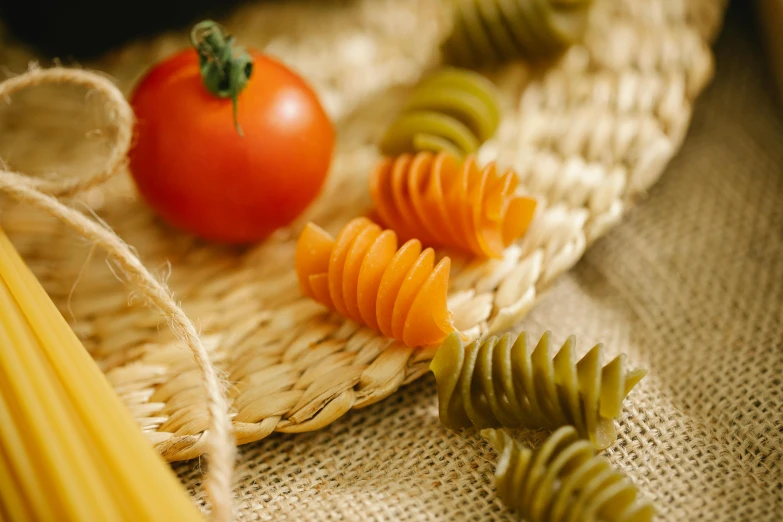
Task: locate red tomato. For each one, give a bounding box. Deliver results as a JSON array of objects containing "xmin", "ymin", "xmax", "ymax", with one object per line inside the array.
[{"xmin": 128, "ymin": 33, "xmax": 335, "ymax": 244}]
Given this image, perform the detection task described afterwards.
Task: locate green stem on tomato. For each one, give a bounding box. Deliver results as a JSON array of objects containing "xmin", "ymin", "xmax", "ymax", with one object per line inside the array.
[{"xmin": 190, "ymin": 20, "xmax": 253, "ymax": 136}]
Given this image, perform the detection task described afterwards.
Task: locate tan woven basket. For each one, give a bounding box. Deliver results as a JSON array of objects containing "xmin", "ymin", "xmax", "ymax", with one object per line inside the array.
[{"xmin": 0, "ymin": 0, "xmax": 727, "ymax": 467}]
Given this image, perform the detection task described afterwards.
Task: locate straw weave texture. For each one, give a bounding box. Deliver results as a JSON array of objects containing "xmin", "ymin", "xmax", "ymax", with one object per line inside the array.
[
  {"xmin": 0, "ymin": 0, "xmax": 726, "ymax": 462},
  {"xmin": 174, "ymin": 5, "xmax": 781, "ymax": 520},
  {"xmin": 4, "ymin": 0, "xmax": 780, "ymax": 520}
]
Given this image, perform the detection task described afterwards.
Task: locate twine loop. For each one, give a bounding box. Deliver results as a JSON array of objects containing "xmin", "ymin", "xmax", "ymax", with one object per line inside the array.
[{"xmin": 0, "ymin": 66, "xmax": 235, "ymax": 522}]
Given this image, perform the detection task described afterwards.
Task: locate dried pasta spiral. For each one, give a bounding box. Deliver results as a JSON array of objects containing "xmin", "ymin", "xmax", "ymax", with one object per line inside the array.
[
  {"xmin": 430, "ymin": 331, "xmax": 647, "ymax": 449},
  {"xmin": 481, "ymin": 427, "xmax": 655, "ymax": 521},
  {"xmin": 442, "ymin": 0, "xmax": 595, "ymax": 67},
  {"xmin": 295, "ymin": 217, "xmax": 458, "ymax": 347},
  {"xmin": 369, "ymin": 152, "xmax": 537, "ymax": 259},
  {"xmin": 379, "ymin": 67, "xmax": 501, "ymax": 158}
]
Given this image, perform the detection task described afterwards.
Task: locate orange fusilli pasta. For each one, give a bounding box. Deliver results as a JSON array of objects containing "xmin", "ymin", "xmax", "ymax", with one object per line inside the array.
[
  {"xmin": 295, "ymin": 217, "xmax": 458, "ymax": 347},
  {"xmin": 369, "ymin": 152, "xmax": 537, "ymax": 259}
]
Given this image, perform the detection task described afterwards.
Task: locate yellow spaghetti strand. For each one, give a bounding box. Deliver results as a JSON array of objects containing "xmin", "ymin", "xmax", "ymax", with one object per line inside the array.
[
  {"xmin": 2, "ymin": 239, "xmax": 174, "ymax": 519},
  {"xmin": 0, "ymin": 395, "xmax": 35, "ymax": 521},
  {"xmin": 0, "ymin": 278, "xmax": 115, "ymax": 520},
  {"xmin": 0, "ymin": 227, "xmax": 205, "ymax": 522}
]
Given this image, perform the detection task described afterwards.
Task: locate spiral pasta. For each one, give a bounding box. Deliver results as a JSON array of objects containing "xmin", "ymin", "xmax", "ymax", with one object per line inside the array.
[
  {"xmin": 369, "ymin": 152, "xmax": 537, "ymax": 259},
  {"xmin": 430, "ymin": 331, "xmax": 647, "ymax": 449},
  {"xmin": 295, "ymin": 217, "xmax": 458, "ymax": 347},
  {"xmin": 379, "ymin": 67, "xmax": 501, "ymax": 158},
  {"xmin": 482, "ymin": 427, "xmax": 655, "ymax": 522},
  {"xmin": 442, "ymin": 0, "xmax": 595, "ymax": 67}
]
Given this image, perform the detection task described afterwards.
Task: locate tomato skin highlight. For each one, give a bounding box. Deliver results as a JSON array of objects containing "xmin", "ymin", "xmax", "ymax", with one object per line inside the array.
[{"xmin": 128, "ymin": 48, "xmax": 335, "ymax": 244}]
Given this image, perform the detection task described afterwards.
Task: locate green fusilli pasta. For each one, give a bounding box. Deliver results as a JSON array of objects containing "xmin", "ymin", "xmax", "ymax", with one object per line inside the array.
[
  {"xmin": 442, "ymin": 0, "xmax": 595, "ymax": 67},
  {"xmin": 379, "ymin": 67, "xmax": 500, "ymax": 158},
  {"xmin": 482, "ymin": 427, "xmax": 655, "ymax": 521},
  {"xmin": 430, "ymin": 331, "xmax": 647, "ymax": 450}
]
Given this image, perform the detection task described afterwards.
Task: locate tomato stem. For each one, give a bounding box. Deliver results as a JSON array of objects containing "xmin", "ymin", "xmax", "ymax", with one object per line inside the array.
[{"xmin": 190, "ymin": 20, "xmax": 253, "ymax": 136}]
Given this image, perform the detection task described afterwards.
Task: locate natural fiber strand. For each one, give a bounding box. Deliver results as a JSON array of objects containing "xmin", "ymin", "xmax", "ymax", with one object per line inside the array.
[{"xmin": 0, "ymin": 67, "xmax": 235, "ymax": 522}]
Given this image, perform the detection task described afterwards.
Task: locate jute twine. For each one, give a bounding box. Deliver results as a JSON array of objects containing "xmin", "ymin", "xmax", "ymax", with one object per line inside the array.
[{"xmin": 0, "ymin": 67, "xmax": 235, "ymax": 521}]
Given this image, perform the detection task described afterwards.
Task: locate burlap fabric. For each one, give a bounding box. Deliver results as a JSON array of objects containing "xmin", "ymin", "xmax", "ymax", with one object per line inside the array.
[
  {"xmin": 0, "ymin": 0, "xmax": 780, "ymax": 520},
  {"xmin": 173, "ymin": 4, "xmax": 781, "ymax": 520}
]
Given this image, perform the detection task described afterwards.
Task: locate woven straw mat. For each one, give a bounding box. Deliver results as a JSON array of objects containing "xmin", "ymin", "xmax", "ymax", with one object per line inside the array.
[{"xmin": 4, "ymin": 0, "xmax": 780, "ymax": 520}]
